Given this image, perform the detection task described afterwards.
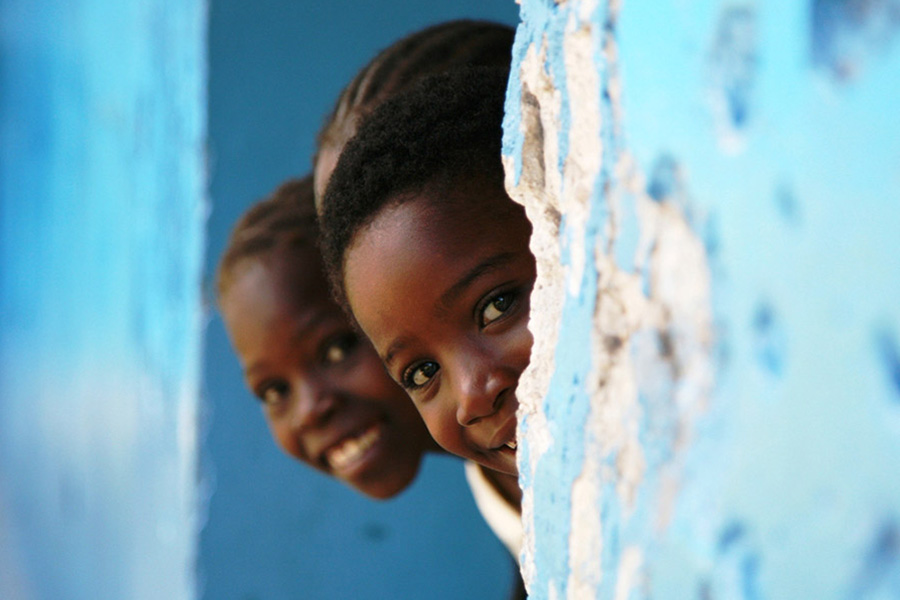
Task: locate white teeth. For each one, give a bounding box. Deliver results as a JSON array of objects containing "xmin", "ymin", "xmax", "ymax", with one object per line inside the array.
[
  {"xmin": 506, "ymin": 440, "xmax": 517, "ymax": 450},
  {"xmin": 327, "ymin": 424, "xmax": 382, "ymax": 471}
]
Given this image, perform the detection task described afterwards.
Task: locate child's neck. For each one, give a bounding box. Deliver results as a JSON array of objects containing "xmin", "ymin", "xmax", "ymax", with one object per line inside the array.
[{"xmin": 479, "ymin": 464, "xmax": 522, "ymax": 513}]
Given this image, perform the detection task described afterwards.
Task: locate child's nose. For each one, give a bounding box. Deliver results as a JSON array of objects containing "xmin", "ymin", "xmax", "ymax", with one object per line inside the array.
[
  {"xmin": 290, "ymin": 376, "xmax": 338, "ymax": 431},
  {"xmin": 455, "ymin": 360, "xmax": 512, "ymax": 427}
]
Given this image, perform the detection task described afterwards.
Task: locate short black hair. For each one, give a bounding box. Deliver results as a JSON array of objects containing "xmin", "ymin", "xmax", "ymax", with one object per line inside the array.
[{"xmin": 319, "ymin": 66, "xmax": 509, "ymax": 308}]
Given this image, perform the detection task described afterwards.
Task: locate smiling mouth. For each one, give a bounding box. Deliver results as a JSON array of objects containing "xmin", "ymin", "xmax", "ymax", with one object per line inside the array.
[
  {"xmin": 494, "ymin": 434, "xmax": 516, "ymax": 452},
  {"xmin": 325, "ymin": 423, "xmax": 382, "ymax": 472}
]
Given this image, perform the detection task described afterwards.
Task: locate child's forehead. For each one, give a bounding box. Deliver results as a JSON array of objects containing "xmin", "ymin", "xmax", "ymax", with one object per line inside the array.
[
  {"xmin": 352, "ymin": 183, "xmax": 529, "ymax": 269},
  {"xmin": 390, "ymin": 177, "xmax": 516, "ymax": 222}
]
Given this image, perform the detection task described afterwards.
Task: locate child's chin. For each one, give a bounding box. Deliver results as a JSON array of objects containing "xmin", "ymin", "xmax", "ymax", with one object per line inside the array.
[
  {"xmin": 350, "ymin": 463, "xmax": 419, "ymax": 500},
  {"xmin": 492, "ymin": 445, "xmax": 519, "ymax": 476}
]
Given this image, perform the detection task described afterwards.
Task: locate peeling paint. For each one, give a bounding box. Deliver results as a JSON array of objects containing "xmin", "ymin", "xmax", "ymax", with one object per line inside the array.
[
  {"xmin": 708, "ymin": 5, "xmax": 757, "ymax": 151},
  {"xmin": 507, "ymin": 0, "xmax": 712, "ymax": 596},
  {"xmin": 774, "ymin": 181, "xmax": 802, "ymax": 227},
  {"xmin": 848, "ymin": 518, "xmax": 900, "ymax": 597},
  {"xmin": 716, "ymin": 521, "xmax": 747, "ymax": 554},
  {"xmin": 752, "ymin": 301, "xmax": 786, "ymax": 377},
  {"xmin": 812, "ymin": 0, "xmax": 900, "ymax": 80},
  {"xmin": 874, "ymin": 327, "xmax": 900, "ymax": 400},
  {"xmin": 508, "ymin": 0, "xmax": 900, "ymax": 597},
  {"xmin": 613, "ymin": 546, "xmax": 644, "ymax": 600}
]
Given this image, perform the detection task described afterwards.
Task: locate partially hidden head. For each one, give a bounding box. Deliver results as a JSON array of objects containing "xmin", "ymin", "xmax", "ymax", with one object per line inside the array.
[
  {"xmin": 216, "ymin": 175, "xmax": 438, "ymax": 499},
  {"xmin": 320, "ymin": 68, "xmax": 535, "ymax": 477},
  {"xmin": 313, "ymin": 19, "xmax": 515, "ymax": 208}
]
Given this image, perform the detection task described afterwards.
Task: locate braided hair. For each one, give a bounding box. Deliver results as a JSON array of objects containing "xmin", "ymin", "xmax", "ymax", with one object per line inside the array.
[
  {"xmin": 216, "ymin": 175, "xmax": 319, "ymax": 300},
  {"xmin": 313, "ymin": 19, "xmax": 514, "ymax": 206},
  {"xmin": 319, "ymin": 66, "xmax": 509, "ymax": 310}
]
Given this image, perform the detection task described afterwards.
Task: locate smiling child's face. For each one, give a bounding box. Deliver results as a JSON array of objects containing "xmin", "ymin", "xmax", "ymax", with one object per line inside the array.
[
  {"xmin": 343, "ymin": 180, "xmax": 535, "ymax": 477},
  {"xmin": 220, "ymin": 244, "xmax": 436, "ymax": 499}
]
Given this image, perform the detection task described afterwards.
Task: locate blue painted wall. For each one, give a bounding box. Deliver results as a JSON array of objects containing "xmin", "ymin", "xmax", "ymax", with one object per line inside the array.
[
  {"xmin": 200, "ymin": 2, "xmax": 522, "ymax": 599},
  {"xmin": 506, "ymin": 0, "xmax": 900, "ymax": 597},
  {"xmin": 0, "ymin": 0, "xmax": 206, "ymax": 598},
  {"xmin": 1, "ymin": 1, "xmax": 522, "ymax": 598}
]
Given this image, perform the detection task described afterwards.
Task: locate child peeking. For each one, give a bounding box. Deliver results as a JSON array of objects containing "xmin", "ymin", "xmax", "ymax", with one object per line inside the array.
[
  {"xmin": 217, "ymin": 176, "xmax": 442, "ymax": 499},
  {"xmin": 217, "ymin": 21, "xmax": 518, "ymax": 504},
  {"xmin": 217, "ymin": 25, "xmax": 528, "ymax": 589},
  {"xmin": 320, "ymin": 67, "xmax": 533, "ymax": 500}
]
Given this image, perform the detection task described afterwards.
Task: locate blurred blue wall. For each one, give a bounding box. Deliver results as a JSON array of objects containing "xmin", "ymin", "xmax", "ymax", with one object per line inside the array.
[
  {"xmin": 1, "ymin": 0, "xmax": 522, "ymax": 598},
  {"xmin": 0, "ymin": 0, "xmax": 206, "ymax": 598},
  {"xmin": 201, "ymin": 2, "xmax": 522, "ymax": 599}
]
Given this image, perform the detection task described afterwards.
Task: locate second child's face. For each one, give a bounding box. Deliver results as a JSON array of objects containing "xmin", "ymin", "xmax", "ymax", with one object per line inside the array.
[
  {"xmin": 343, "ymin": 182, "xmax": 535, "ymax": 477},
  {"xmin": 220, "ymin": 245, "xmax": 436, "ymax": 499}
]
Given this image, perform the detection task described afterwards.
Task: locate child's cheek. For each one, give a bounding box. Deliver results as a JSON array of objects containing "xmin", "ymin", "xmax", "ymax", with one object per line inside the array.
[
  {"xmin": 420, "ymin": 402, "xmax": 454, "ymax": 451},
  {"xmin": 267, "ymin": 416, "xmax": 305, "ymax": 466}
]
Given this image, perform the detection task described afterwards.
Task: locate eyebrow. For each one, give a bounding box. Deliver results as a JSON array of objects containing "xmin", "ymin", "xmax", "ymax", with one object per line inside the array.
[
  {"xmin": 383, "ymin": 252, "xmax": 517, "ymax": 370},
  {"xmin": 384, "ymin": 336, "xmax": 412, "ymax": 370},
  {"xmin": 243, "ymin": 310, "xmax": 329, "ymax": 380},
  {"xmin": 437, "ymin": 252, "xmax": 517, "ymax": 310}
]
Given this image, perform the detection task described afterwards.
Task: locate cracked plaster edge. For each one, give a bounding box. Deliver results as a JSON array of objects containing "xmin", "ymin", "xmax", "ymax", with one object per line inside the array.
[
  {"xmin": 504, "ymin": 36, "xmax": 564, "ymax": 592},
  {"xmin": 506, "ymin": 1, "xmax": 716, "ymax": 595}
]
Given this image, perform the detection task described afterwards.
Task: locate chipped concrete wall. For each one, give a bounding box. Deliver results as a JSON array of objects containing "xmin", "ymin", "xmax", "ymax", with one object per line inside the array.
[{"xmin": 504, "ymin": 0, "xmax": 900, "ymax": 598}]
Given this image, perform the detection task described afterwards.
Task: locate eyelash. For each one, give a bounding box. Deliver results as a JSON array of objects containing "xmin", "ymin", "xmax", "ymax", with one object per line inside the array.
[
  {"xmin": 477, "ymin": 288, "xmax": 519, "ymax": 328},
  {"xmin": 320, "ymin": 332, "xmax": 359, "ymax": 366},
  {"xmin": 401, "ymin": 361, "xmax": 439, "ymax": 391},
  {"xmin": 256, "ymin": 380, "xmax": 289, "ymax": 408},
  {"xmin": 252, "ymin": 332, "xmax": 359, "ymax": 406}
]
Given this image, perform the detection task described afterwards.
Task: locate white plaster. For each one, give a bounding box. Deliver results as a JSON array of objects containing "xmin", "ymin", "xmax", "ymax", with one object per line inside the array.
[
  {"xmin": 567, "ymin": 454, "xmax": 603, "ymax": 598},
  {"xmin": 589, "ymin": 251, "xmax": 648, "ymax": 511},
  {"xmin": 613, "ymin": 546, "xmax": 644, "ymax": 600},
  {"xmin": 505, "ymin": 38, "xmax": 565, "ymax": 595},
  {"xmin": 561, "ymin": 18, "xmax": 601, "ymax": 297},
  {"xmin": 506, "ymin": 41, "xmax": 564, "ymax": 452},
  {"xmin": 578, "ymin": 0, "xmax": 599, "ymax": 23},
  {"xmin": 518, "ymin": 480, "xmax": 538, "ymax": 590}
]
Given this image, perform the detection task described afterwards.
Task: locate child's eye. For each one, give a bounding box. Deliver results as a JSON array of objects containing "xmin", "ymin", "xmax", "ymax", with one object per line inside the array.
[
  {"xmin": 403, "ymin": 361, "xmax": 439, "ymax": 390},
  {"xmin": 322, "ymin": 333, "xmax": 359, "ymax": 365},
  {"xmin": 257, "ymin": 381, "xmax": 289, "ymax": 407},
  {"xmin": 480, "ymin": 292, "xmax": 515, "ymax": 327}
]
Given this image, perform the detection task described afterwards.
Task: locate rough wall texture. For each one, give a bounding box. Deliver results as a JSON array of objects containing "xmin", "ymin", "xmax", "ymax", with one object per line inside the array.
[
  {"xmin": 0, "ymin": 1, "xmax": 206, "ymax": 598},
  {"xmin": 504, "ymin": 0, "xmax": 900, "ymax": 598}
]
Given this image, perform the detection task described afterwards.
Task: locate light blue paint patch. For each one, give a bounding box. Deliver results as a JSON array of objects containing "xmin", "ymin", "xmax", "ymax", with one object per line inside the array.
[
  {"xmin": 503, "ymin": 9, "xmax": 536, "ymax": 185},
  {"xmin": 597, "ymin": 480, "xmax": 628, "ymax": 599},
  {"xmin": 546, "ymin": 8, "xmax": 572, "ymax": 173},
  {"xmin": 503, "ymin": 0, "xmax": 558, "ymax": 185}
]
